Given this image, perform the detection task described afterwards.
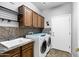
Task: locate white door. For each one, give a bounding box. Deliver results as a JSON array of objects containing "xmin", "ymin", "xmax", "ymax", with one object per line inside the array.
[{"xmin": 51, "ymin": 14, "xmax": 71, "ymax": 53}]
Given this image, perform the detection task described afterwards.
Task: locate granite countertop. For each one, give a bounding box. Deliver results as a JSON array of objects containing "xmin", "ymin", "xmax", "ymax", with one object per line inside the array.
[{"xmin": 0, "ymin": 38, "xmax": 34, "ymax": 53}]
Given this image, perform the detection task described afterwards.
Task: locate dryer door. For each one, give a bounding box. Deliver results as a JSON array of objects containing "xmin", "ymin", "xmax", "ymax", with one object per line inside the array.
[
  {"xmin": 48, "ymin": 37, "xmax": 51, "ymax": 47},
  {"xmin": 40, "ymin": 40, "xmax": 47, "ymax": 54}
]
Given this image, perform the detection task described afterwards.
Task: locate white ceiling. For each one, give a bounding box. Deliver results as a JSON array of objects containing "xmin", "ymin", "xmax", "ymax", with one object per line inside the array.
[{"xmin": 32, "ymin": 2, "xmax": 67, "ymax": 11}]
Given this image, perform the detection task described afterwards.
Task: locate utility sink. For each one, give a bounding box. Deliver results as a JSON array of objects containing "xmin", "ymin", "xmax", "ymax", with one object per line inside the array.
[{"xmin": 0, "ymin": 38, "xmax": 32, "ymax": 49}]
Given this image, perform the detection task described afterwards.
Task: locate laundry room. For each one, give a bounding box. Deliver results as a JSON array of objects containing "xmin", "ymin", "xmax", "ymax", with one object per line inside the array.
[{"xmin": 0, "ymin": 1, "xmax": 79, "ymax": 57}]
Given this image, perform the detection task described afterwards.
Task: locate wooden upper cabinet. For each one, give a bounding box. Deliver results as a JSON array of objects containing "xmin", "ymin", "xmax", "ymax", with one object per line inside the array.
[
  {"xmin": 18, "ymin": 5, "xmax": 44, "ymax": 28},
  {"xmin": 18, "ymin": 5, "xmax": 32, "ymax": 27},
  {"xmin": 33, "ymin": 11, "xmax": 38, "ymax": 27},
  {"xmin": 38, "ymin": 15, "xmax": 42, "ymax": 28},
  {"xmin": 41, "ymin": 16, "xmax": 44, "ymax": 28},
  {"xmin": 38, "ymin": 15, "xmax": 44, "ymax": 28}
]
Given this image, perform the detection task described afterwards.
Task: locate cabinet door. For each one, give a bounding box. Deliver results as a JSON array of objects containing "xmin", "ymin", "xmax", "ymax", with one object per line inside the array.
[
  {"xmin": 18, "ymin": 6, "xmax": 25, "ymax": 26},
  {"xmin": 24, "ymin": 6, "xmax": 32, "ymax": 26},
  {"xmin": 18, "ymin": 5, "xmax": 32, "ymax": 27},
  {"xmin": 3, "ymin": 47, "xmax": 20, "ymax": 57},
  {"xmin": 38, "ymin": 15, "xmax": 42, "ymax": 28},
  {"xmin": 41, "ymin": 17, "xmax": 44, "ymax": 28},
  {"xmin": 22, "ymin": 47, "xmax": 33, "ymax": 57},
  {"xmin": 33, "ymin": 11, "xmax": 38, "ymax": 27}
]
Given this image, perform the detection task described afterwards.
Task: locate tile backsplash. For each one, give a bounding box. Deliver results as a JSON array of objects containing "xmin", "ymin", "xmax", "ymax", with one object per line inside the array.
[{"xmin": 0, "ymin": 27, "xmax": 41, "ymax": 42}]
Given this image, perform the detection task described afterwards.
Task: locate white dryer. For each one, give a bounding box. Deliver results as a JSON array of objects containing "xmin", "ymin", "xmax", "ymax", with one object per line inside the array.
[
  {"xmin": 46, "ymin": 34, "xmax": 51, "ymax": 51},
  {"xmin": 26, "ymin": 33, "xmax": 50, "ymax": 57}
]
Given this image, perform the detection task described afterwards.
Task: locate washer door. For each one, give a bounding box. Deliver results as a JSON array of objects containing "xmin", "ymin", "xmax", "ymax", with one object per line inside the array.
[
  {"xmin": 40, "ymin": 40, "xmax": 47, "ymax": 54},
  {"xmin": 48, "ymin": 37, "xmax": 51, "ymax": 47}
]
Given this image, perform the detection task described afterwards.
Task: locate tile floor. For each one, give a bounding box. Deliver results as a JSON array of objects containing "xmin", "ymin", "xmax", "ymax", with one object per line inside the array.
[{"xmin": 46, "ymin": 48, "xmax": 72, "ymax": 57}]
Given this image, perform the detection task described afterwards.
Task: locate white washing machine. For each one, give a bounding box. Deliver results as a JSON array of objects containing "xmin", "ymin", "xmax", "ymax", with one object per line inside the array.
[{"xmin": 26, "ymin": 33, "xmax": 51, "ymax": 57}]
